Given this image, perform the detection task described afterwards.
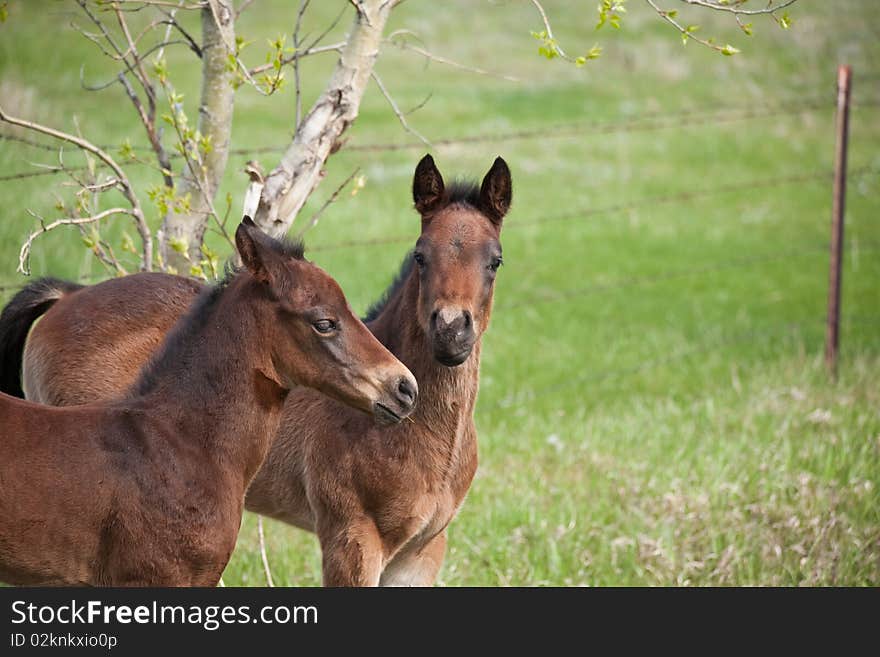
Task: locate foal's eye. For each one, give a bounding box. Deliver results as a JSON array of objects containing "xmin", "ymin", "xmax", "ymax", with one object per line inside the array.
[
  {"xmin": 413, "ymin": 252, "xmax": 426, "ymax": 267},
  {"xmin": 312, "ymin": 319, "xmax": 336, "ymax": 334},
  {"xmin": 488, "ymin": 256, "xmax": 503, "ymax": 272}
]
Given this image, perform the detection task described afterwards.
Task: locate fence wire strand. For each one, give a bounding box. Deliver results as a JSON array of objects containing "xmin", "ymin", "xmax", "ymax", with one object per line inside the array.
[{"xmin": 4, "ymin": 92, "xmax": 879, "ymax": 182}]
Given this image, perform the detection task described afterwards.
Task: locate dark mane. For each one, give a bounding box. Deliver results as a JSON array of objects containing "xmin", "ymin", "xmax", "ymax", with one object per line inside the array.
[
  {"xmin": 269, "ymin": 234, "xmax": 306, "ymax": 261},
  {"xmin": 363, "ymin": 252, "xmax": 414, "ymax": 323},
  {"xmin": 129, "ymin": 280, "xmax": 227, "ymax": 396},
  {"xmin": 131, "ymin": 234, "xmax": 305, "ymax": 395},
  {"xmin": 446, "ymin": 179, "xmax": 481, "ymax": 209}
]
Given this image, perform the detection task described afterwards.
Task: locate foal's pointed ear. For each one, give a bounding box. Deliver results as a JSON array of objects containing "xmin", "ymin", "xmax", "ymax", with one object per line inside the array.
[
  {"xmin": 235, "ymin": 216, "xmax": 273, "ymax": 285},
  {"xmin": 413, "ymin": 154, "xmax": 445, "ymax": 215},
  {"xmin": 479, "ymin": 157, "xmax": 512, "ymax": 226}
]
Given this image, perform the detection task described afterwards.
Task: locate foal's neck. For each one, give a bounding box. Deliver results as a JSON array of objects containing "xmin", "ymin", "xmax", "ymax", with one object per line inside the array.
[{"xmin": 131, "ymin": 275, "xmax": 286, "ymax": 480}]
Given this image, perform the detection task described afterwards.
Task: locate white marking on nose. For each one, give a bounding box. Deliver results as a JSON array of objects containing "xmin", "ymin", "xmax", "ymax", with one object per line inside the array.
[{"xmin": 437, "ymin": 307, "xmax": 459, "ymax": 325}]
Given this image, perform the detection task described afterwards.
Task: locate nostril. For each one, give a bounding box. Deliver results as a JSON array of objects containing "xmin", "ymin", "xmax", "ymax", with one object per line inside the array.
[
  {"xmin": 397, "ymin": 377, "xmax": 417, "ymax": 406},
  {"xmin": 430, "ymin": 310, "xmax": 439, "ymax": 329},
  {"xmin": 462, "ymin": 310, "xmax": 472, "ymax": 330}
]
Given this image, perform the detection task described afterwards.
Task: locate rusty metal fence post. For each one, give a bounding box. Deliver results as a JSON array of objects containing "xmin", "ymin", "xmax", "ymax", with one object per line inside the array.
[{"xmin": 825, "ymin": 65, "xmax": 852, "ymax": 379}]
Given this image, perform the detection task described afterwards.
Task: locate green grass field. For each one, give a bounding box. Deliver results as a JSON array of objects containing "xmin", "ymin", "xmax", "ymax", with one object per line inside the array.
[{"xmin": 1, "ymin": 0, "xmax": 878, "ymax": 585}]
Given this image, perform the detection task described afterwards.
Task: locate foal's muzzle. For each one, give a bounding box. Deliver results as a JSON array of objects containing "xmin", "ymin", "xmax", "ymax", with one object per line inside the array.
[
  {"xmin": 373, "ymin": 373, "xmax": 418, "ymax": 424},
  {"xmin": 430, "ymin": 307, "xmax": 475, "ymax": 367}
]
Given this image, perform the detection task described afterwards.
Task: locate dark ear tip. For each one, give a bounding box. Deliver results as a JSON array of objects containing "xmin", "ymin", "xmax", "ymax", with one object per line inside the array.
[
  {"xmin": 241, "ymin": 215, "xmax": 256, "ymax": 228},
  {"xmin": 492, "ymin": 156, "xmax": 510, "ymax": 173},
  {"xmin": 417, "ymin": 153, "xmax": 435, "ymax": 168}
]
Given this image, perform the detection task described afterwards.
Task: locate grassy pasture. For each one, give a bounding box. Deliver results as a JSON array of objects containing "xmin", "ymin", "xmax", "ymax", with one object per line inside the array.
[{"xmin": 0, "ymin": 0, "xmax": 877, "ymax": 585}]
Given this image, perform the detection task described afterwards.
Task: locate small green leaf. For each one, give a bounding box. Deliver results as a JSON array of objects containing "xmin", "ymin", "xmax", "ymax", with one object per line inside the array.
[
  {"xmin": 721, "ymin": 44, "xmax": 740, "ymax": 56},
  {"xmin": 121, "ymin": 232, "xmax": 136, "ymax": 254},
  {"xmin": 779, "ymin": 12, "xmax": 792, "ymax": 29},
  {"xmin": 351, "ymin": 174, "xmax": 366, "ymax": 197},
  {"xmin": 119, "ymin": 139, "xmax": 135, "ymax": 160},
  {"xmin": 169, "ymin": 236, "xmax": 189, "ymax": 255}
]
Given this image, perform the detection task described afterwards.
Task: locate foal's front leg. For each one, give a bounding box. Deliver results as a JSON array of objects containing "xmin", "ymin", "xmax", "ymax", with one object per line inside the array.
[{"xmin": 318, "ymin": 517, "xmax": 384, "ymax": 587}]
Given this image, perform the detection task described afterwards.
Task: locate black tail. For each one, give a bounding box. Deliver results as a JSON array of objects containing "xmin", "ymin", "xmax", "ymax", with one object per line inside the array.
[{"xmin": 0, "ymin": 277, "xmax": 83, "ymax": 398}]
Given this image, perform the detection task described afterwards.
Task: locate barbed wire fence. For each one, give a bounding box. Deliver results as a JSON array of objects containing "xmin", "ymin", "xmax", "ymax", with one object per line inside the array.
[{"xmin": 0, "ymin": 85, "xmax": 877, "ymax": 402}]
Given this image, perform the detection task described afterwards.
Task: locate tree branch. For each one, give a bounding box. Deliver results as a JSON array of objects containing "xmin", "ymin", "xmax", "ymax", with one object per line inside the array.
[
  {"xmin": 158, "ymin": 0, "xmax": 235, "ymax": 269},
  {"xmin": 385, "ymin": 31, "xmax": 520, "ymax": 82},
  {"xmin": 247, "ymin": 41, "xmax": 344, "ymax": 76},
  {"xmin": 680, "ymin": 0, "xmax": 797, "ymax": 16},
  {"xmin": 371, "ymin": 70, "xmax": 431, "ymax": 146},
  {"xmin": 18, "ymin": 208, "xmax": 135, "ymax": 276},
  {"xmin": 115, "ymin": 71, "xmax": 174, "ymax": 187},
  {"xmin": 234, "ymin": 0, "xmax": 256, "ymax": 19},
  {"xmin": 111, "ymin": 0, "xmax": 205, "ymax": 10},
  {"xmin": 646, "ymin": 0, "xmax": 735, "ymax": 53},
  {"xmin": 0, "ymin": 106, "xmax": 153, "ymax": 271},
  {"xmin": 254, "ymin": 0, "xmax": 394, "ymax": 238},
  {"xmin": 529, "ymin": 0, "xmax": 571, "ymax": 60},
  {"xmin": 293, "ymin": 0, "xmax": 310, "ymax": 130},
  {"xmin": 296, "ymin": 167, "xmax": 360, "ymax": 237}
]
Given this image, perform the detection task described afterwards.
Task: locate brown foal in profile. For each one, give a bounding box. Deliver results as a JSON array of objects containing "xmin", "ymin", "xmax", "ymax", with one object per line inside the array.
[
  {"xmin": 0, "ymin": 218, "xmax": 417, "ymax": 586},
  {"xmin": 1, "ymin": 155, "xmax": 510, "ymax": 586}
]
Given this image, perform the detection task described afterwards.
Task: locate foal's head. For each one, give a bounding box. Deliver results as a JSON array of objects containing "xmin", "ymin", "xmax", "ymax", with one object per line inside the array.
[
  {"xmin": 236, "ymin": 218, "xmax": 417, "ymax": 423},
  {"xmin": 411, "ymin": 155, "xmax": 511, "ymax": 367}
]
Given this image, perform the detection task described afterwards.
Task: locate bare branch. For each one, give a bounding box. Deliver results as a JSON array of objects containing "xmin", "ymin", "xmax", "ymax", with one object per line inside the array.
[
  {"xmin": 156, "ymin": 5, "xmax": 180, "ymax": 61},
  {"xmin": 18, "ymin": 208, "xmax": 135, "ymax": 275},
  {"xmin": 247, "ymin": 41, "xmax": 344, "ymax": 76},
  {"xmin": 113, "ymin": 3, "xmax": 159, "ymax": 120},
  {"xmin": 302, "ymin": 3, "xmax": 348, "ymax": 52},
  {"xmin": 297, "ymin": 168, "xmax": 360, "ymax": 237},
  {"xmin": 72, "ymin": 177, "xmax": 122, "ymax": 194},
  {"xmin": 385, "ymin": 31, "xmax": 520, "ymax": 82},
  {"xmin": 0, "ymin": 107, "xmax": 153, "ymax": 270},
  {"xmin": 371, "ymin": 70, "xmax": 431, "ymax": 146},
  {"xmin": 680, "ymin": 0, "xmax": 798, "ymax": 16},
  {"xmin": 78, "ymin": 39, "xmax": 193, "ymax": 91},
  {"xmin": 293, "ymin": 0, "xmax": 310, "ymax": 130},
  {"xmin": 76, "ymin": 1, "xmax": 153, "ymax": 104},
  {"xmin": 111, "ymin": 0, "xmax": 206, "ymax": 9},
  {"xmin": 242, "ymin": 160, "xmax": 265, "ymax": 220},
  {"xmin": 234, "ymin": 0, "xmax": 256, "ymax": 19},
  {"xmin": 89, "ymin": 235, "xmax": 128, "ymax": 276},
  {"xmin": 115, "ymin": 72, "xmax": 174, "ymax": 187}
]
